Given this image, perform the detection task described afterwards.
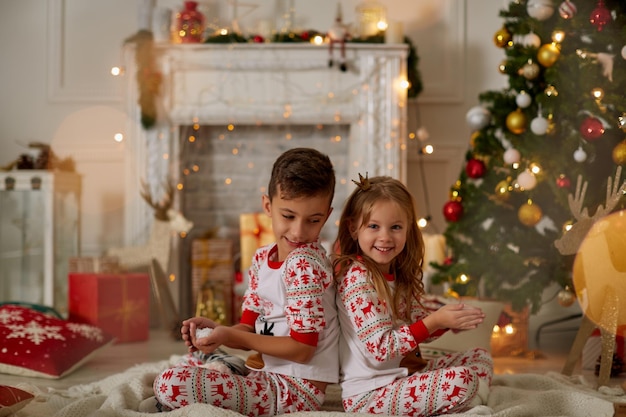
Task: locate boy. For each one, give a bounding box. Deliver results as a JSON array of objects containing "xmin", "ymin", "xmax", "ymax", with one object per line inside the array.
[{"xmin": 149, "ymin": 148, "xmax": 338, "ymax": 415}]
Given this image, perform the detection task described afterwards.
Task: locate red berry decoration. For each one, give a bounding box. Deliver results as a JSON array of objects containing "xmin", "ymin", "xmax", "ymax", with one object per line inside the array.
[
  {"xmin": 465, "ymin": 158, "xmax": 487, "ymax": 179},
  {"xmin": 556, "ymin": 175, "xmax": 571, "ymax": 188},
  {"xmin": 300, "ymin": 31, "xmax": 310, "ymax": 41},
  {"xmin": 590, "ymin": 0, "xmax": 611, "ymax": 31},
  {"xmin": 580, "ymin": 116, "xmax": 605, "ymax": 141},
  {"xmin": 443, "ymin": 200, "xmax": 464, "ymax": 222},
  {"xmin": 253, "ymin": 35, "xmax": 264, "ymax": 43}
]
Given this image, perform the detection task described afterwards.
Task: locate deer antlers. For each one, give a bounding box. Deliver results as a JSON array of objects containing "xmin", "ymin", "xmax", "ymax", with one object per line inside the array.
[
  {"xmin": 555, "ymin": 166, "xmax": 626, "ymax": 255},
  {"xmin": 140, "ymin": 179, "xmax": 175, "ymax": 221}
]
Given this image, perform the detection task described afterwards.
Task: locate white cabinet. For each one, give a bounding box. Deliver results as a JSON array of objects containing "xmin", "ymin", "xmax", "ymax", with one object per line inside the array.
[{"xmin": 0, "ymin": 171, "xmax": 81, "ymax": 315}]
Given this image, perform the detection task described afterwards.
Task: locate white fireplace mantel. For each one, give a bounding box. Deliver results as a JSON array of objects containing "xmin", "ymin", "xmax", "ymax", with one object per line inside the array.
[{"xmin": 123, "ymin": 42, "xmax": 408, "ymax": 263}]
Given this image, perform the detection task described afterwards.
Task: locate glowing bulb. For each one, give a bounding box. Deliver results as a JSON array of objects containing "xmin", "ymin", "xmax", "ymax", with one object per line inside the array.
[
  {"xmin": 110, "ymin": 66, "xmax": 122, "ymax": 76},
  {"xmin": 591, "ymin": 87, "xmax": 604, "ymax": 100},
  {"xmin": 552, "ymin": 30, "xmax": 565, "ymax": 43},
  {"xmin": 417, "ymin": 217, "xmax": 428, "ymax": 228},
  {"xmin": 421, "ymin": 144, "xmax": 434, "ymax": 155},
  {"xmin": 377, "ymin": 20, "xmax": 388, "ymax": 31},
  {"xmin": 504, "ymin": 324, "xmax": 515, "ymax": 335},
  {"xmin": 399, "ymin": 79, "xmax": 410, "ymax": 90},
  {"xmin": 113, "ymin": 133, "xmax": 124, "ymax": 142},
  {"xmin": 312, "ymin": 35, "xmax": 324, "ymax": 45}
]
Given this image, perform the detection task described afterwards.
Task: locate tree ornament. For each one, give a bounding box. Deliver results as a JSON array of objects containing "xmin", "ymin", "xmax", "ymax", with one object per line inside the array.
[
  {"xmin": 589, "ymin": 0, "xmax": 611, "ymax": 31},
  {"xmin": 498, "ymin": 60, "xmax": 508, "ymax": 74},
  {"xmin": 495, "ymin": 179, "xmax": 512, "ymax": 201},
  {"xmin": 519, "ymin": 60, "xmax": 540, "ymax": 80},
  {"xmin": 612, "ymin": 140, "xmax": 626, "ymax": 165},
  {"xmin": 506, "ymin": 109, "xmax": 527, "ymax": 134},
  {"xmin": 518, "ymin": 200, "xmax": 542, "ymax": 226},
  {"xmin": 622, "ymin": 45, "xmax": 626, "ymax": 60},
  {"xmin": 466, "ymin": 106, "xmax": 491, "ymax": 131},
  {"xmin": 517, "ymin": 170, "xmax": 538, "ymax": 190},
  {"xmin": 516, "ymin": 91, "xmax": 532, "ymax": 108},
  {"xmin": 556, "ymin": 174, "xmax": 571, "ymax": 188},
  {"xmin": 573, "ymin": 146, "xmax": 587, "ymax": 162},
  {"xmin": 252, "ymin": 35, "xmax": 264, "ymax": 43},
  {"xmin": 494, "ymin": 26, "xmax": 512, "ymax": 48},
  {"xmin": 443, "ymin": 200, "xmax": 464, "ymax": 222},
  {"xmin": 525, "ymin": 32, "xmax": 542, "ymax": 48},
  {"xmin": 558, "ymin": 1, "xmax": 577, "ymax": 19},
  {"xmin": 531, "ymin": 113, "xmax": 549, "ymax": 135},
  {"xmin": 466, "ymin": 158, "xmax": 487, "ymax": 179},
  {"xmin": 557, "ymin": 286, "xmax": 576, "ymax": 307},
  {"xmin": 579, "ymin": 116, "xmax": 605, "ymax": 141},
  {"xmin": 503, "ymin": 148, "xmax": 521, "ymax": 164},
  {"xmin": 527, "ymin": 0, "xmax": 555, "ymax": 21},
  {"xmin": 537, "ymin": 43, "xmax": 560, "ymax": 67},
  {"xmin": 619, "ymin": 113, "xmax": 626, "ymax": 131},
  {"xmin": 544, "ymin": 85, "xmax": 559, "ymax": 97}
]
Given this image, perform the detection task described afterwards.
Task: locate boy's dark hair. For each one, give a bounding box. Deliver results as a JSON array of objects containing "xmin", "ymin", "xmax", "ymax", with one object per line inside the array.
[{"xmin": 268, "ymin": 148, "xmax": 335, "ymax": 202}]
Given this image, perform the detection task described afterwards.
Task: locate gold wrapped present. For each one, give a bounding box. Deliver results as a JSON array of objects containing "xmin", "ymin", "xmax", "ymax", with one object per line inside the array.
[{"xmin": 239, "ymin": 213, "xmax": 273, "ymax": 271}]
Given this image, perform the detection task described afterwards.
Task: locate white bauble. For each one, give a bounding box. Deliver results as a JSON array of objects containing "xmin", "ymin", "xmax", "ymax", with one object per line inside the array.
[
  {"xmin": 503, "ymin": 148, "xmax": 521, "ymax": 164},
  {"xmin": 530, "ymin": 115, "xmax": 549, "ymax": 135},
  {"xmin": 517, "ymin": 170, "xmax": 537, "ymax": 190},
  {"xmin": 622, "ymin": 45, "xmax": 626, "ymax": 60},
  {"xmin": 527, "ymin": 0, "xmax": 555, "ymax": 21},
  {"xmin": 466, "ymin": 106, "xmax": 491, "ymax": 131},
  {"xmin": 573, "ymin": 147, "xmax": 587, "ymax": 162},
  {"xmin": 516, "ymin": 91, "xmax": 532, "ymax": 108},
  {"xmin": 524, "ymin": 32, "xmax": 542, "ymax": 48}
]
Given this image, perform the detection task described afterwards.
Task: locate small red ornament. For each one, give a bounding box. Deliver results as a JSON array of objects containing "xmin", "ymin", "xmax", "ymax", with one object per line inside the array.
[
  {"xmin": 253, "ymin": 35, "xmax": 264, "ymax": 43},
  {"xmin": 590, "ymin": 0, "xmax": 611, "ymax": 31},
  {"xmin": 300, "ymin": 31, "xmax": 310, "ymax": 41},
  {"xmin": 443, "ymin": 256, "xmax": 454, "ymax": 266},
  {"xmin": 556, "ymin": 175, "xmax": 571, "ymax": 188},
  {"xmin": 579, "ymin": 116, "xmax": 605, "ymax": 141},
  {"xmin": 465, "ymin": 158, "xmax": 487, "ymax": 179},
  {"xmin": 443, "ymin": 200, "xmax": 464, "ymax": 222}
]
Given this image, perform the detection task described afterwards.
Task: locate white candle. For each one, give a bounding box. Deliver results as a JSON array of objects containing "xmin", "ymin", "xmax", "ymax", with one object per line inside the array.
[{"xmin": 385, "ymin": 20, "xmax": 404, "ymax": 44}]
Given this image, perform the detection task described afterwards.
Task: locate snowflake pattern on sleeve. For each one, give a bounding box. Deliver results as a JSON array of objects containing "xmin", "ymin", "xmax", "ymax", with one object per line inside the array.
[{"xmin": 338, "ymin": 262, "xmax": 418, "ymax": 362}]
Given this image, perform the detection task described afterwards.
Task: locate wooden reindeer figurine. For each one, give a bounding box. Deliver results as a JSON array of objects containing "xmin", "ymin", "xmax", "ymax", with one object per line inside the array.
[
  {"xmin": 556, "ymin": 166, "xmax": 626, "ymax": 387},
  {"xmin": 107, "ymin": 181, "xmax": 193, "ymax": 276}
]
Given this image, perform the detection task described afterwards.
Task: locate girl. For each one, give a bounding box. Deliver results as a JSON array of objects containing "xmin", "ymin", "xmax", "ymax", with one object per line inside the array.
[{"xmin": 333, "ymin": 174, "xmax": 493, "ymax": 416}]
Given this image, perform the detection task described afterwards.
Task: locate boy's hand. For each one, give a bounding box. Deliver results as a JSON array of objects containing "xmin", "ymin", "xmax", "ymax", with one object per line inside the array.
[
  {"xmin": 181, "ymin": 317, "xmax": 217, "ymax": 352},
  {"xmin": 423, "ymin": 303, "xmax": 485, "ymax": 333}
]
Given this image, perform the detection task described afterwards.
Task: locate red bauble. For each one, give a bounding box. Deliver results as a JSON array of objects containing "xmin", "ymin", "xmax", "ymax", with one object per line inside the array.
[
  {"xmin": 556, "ymin": 175, "xmax": 571, "ymax": 188},
  {"xmin": 443, "ymin": 200, "xmax": 464, "ymax": 222},
  {"xmin": 590, "ymin": 0, "xmax": 611, "ymax": 31},
  {"xmin": 465, "ymin": 158, "xmax": 487, "ymax": 179},
  {"xmin": 300, "ymin": 31, "xmax": 310, "ymax": 41},
  {"xmin": 253, "ymin": 35, "xmax": 265, "ymax": 43},
  {"xmin": 580, "ymin": 116, "xmax": 605, "ymax": 141}
]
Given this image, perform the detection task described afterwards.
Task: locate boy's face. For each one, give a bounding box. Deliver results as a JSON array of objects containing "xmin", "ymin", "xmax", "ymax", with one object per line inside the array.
[{"xmin": 262, "ymin": 185, "xmax": 332, "ymax": 262}]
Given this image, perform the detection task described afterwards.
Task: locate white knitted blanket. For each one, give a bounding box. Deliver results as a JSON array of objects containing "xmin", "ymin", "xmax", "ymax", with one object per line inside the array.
[{"xmin": 13, "ymin": 355, "xmax": 626, "ymax": 417}]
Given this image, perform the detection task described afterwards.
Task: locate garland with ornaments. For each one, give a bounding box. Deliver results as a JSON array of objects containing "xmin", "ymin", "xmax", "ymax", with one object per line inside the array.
[{"xmin": 432, "ymin": 0, "xmax": 626, "ymax": 313}]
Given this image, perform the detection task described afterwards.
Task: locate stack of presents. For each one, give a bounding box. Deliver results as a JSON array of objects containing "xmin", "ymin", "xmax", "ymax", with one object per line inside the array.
[{"xmin": 66, "ymin": 213, "xmax": 273, "ymax": 344}]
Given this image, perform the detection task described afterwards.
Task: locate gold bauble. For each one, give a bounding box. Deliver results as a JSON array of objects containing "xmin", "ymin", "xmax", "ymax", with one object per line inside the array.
[
  {"xmin": 519, "ymin": 61, "xmax": 540, "ymax": 80},
  {"xmin": 494, "ymin": 27, "xmax": 512, "ymax": 48},
  {"xmin": 506, "ymin": 109, "xmax": 527, "ymax": 135},
  {"xmin": 557, "ymin": 286, "xmax": 576, "ymax": 307},
  {"xmin": 518, "ymin": 201, "xmax": 542, "ymax": 226},
  {"xmin": 498, "ymin": 60, "xmax": 508, "ymax": 74},
  {"xmin": 470, "ymin": 131, "xmax": 480, "ymax": 148},
  {"xmin": 537, "ymin": 43, "xmax": 560, "ymax": 67},
  {"xmin": 612, "ymin": 140, "xmax": 626, "ymax": 165},
  {"xmin": 494, "ymin": 179, "xmax": 511, "ymax": 201}
]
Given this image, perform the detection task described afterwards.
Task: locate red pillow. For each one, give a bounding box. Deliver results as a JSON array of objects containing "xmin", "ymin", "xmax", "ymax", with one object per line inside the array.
[
  {"xmin": 0, "ymin": 385, "xmax": 34, "ymax": 416},
  {"xmin": 0, "ymin": 304, "xmax": 114, "ymax": 379}
]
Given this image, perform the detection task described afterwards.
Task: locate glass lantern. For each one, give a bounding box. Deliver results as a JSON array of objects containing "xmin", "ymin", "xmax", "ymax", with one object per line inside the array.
[{"xmin": 355, "ymin": 0, "xmax": 387, "ymax": 38}]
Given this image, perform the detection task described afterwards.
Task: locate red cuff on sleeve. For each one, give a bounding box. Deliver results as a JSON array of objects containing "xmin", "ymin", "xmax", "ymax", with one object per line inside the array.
[
  {"xmin": 240, "ymin": 310, "xmax": 259, "ymax": 327},
  {"xmin": 290, "ymin": 330, "xmax": 319, "ymax": 347},
  {"xmin": 409, "ymin": 320, "xmax": 431, "ymax": 343}
]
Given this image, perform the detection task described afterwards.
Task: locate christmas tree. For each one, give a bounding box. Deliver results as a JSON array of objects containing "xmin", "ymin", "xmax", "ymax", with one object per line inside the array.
[{"xmin": 432, "ymin": 0, "xmax": 626, "ymax": 313}]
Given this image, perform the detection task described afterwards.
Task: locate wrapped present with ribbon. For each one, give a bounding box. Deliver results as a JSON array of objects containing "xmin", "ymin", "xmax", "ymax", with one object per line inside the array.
[
  {"xmin": 239, "ymin": 213, "xmax": 273, "ymax": 271},
  {"xmin": 68, "ymin": 273, "xmax": 150, "ymax": 343},
  {"xmin": 191, "ymin": 239, "xmax": 235, "ymax": 324}
]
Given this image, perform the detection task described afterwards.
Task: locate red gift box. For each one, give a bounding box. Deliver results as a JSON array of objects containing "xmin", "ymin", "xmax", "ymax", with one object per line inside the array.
[{"xmin": 68, "ymin": 273, "xmax": 150, "ymax": 343}]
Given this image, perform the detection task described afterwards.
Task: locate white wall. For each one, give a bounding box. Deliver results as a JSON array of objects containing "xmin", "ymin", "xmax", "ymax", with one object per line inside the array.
[{"xmin": 0, "ymin": 0, "xmax": 506, "ymax": 254}]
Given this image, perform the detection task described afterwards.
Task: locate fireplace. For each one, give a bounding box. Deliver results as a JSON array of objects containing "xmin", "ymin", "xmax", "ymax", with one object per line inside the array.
[{"xmin": 123, "ymin": 43, "xmax": 408, "ymax": 315}]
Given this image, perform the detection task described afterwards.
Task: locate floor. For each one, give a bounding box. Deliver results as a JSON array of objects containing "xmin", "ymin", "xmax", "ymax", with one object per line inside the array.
[{"xmin": 3, "ymin": 324, "xmax": 625, "ymax": 392}]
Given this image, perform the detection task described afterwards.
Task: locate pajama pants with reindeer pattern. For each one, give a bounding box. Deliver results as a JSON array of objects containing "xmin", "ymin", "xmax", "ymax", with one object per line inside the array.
[
  {"xmin": 343, "ymin": 348, "xmax": 493, "ymax": 417},
  {"xmin": 153, "ymin": 352, "xmax": 325, "ymax": 417}
]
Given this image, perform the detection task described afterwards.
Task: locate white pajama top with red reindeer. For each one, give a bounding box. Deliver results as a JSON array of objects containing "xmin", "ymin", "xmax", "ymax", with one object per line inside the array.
[
  {"xmin": 240, "ymin": 241, "xmax": 339, "ymax": 383},
  {"xmin": 337, "ymin": 260, "xmax": 494, "ymax": 416}
]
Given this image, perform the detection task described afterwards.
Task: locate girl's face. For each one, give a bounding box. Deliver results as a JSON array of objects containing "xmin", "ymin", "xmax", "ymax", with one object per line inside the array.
[
  {"xmin": 354, "ymin": 200, "xmax": 408, "ymax": 273},
  {"xmin": 262, "ymin": 186, "xmax": 332, "ymax": 262}
]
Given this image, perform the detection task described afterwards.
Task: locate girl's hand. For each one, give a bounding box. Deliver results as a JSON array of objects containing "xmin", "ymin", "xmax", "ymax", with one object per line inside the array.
[
  {"xmin": 423, "ymin": 303, "xmax": 486, "ymax": 333},
  {"xmin": 181, "ymin": 317, "xmax": 217, "ymax": 352},
  {"xmin": 191, "ymin": 325, "xmax": 231, "ymax": 355}
]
